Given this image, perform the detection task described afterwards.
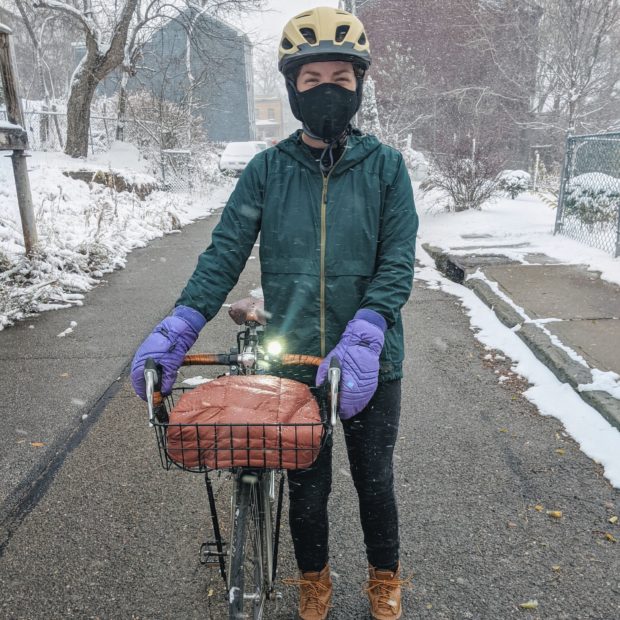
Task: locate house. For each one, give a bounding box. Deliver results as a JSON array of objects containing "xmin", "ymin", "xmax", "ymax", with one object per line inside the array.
[
  {"xmin": 138, "ymin": 9, "xmax": 255, "ymax": 143},
  {"xmin": 255, "ymin": 96, "xmax": 283, "ymax": 141},
  {"xmin": 84, "ymin": 8, "xmax": 256, "ymax": 144}
]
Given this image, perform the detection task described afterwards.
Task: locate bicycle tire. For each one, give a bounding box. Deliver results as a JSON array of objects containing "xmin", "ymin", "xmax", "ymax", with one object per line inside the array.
[{"xmin": 228, "ymin": 475, "xmax": 267, "ymax": 620}]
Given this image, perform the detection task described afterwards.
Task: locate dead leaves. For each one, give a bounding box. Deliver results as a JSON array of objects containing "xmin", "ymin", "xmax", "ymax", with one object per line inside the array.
[
  {"xmin": 530, "ymin": 503, "xmax": 563, "ymax": 519},
  {"xmin": 592, "ymin": 530, "xmax": 618, "ymax": 543},
  {"xmin": 546, "ymin": 510, "xmax": 563, "ymax": 519}
]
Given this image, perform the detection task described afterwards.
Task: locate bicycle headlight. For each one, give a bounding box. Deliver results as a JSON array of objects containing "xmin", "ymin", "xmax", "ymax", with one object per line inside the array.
[{"xmin": 266, "ymin": 340, "xmax": 283, "ymax": 357}]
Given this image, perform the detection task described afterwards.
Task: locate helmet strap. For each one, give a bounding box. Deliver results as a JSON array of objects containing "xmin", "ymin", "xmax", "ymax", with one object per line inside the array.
[{"xmin": 314, "ymin": 127, "xmax": 351, "ymax": 174}]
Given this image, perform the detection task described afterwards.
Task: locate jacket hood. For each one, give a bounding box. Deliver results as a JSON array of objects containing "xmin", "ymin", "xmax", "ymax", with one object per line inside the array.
[{"xmin": 275, "ymin": 130, "xmax": 383, "ymax": 174}]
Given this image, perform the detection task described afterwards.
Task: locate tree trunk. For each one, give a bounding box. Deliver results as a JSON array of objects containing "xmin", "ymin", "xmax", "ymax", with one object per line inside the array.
[
  {"xmin": 65, "ymin": 60, "xmax": 100, "ymax": 158},
  {"xmin": 35, "ymin": 0, "xmax": 140, "ymax": 157}
]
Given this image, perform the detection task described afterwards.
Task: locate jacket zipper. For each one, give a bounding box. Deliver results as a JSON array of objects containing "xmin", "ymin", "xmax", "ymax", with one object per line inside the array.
[
  {"xmin": 319, "ymin": 153, "xmax": 344, "ymax": 356},
  {"xmin": 320, "ymin": 175, "xmax": 329, "ymax": 356}
]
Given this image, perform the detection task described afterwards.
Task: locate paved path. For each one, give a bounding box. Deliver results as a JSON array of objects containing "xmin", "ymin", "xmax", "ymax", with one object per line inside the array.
[
  {"xmin": 0, "ymin": 217, "xmax": 618, "ymax": 618},
  {"xmin": 424, "ymin": 245, "xmax": 620, "ymax": 431},
  {"xmin": 0, "ymin": 204, "xmax": 227, "ymax": 540}
]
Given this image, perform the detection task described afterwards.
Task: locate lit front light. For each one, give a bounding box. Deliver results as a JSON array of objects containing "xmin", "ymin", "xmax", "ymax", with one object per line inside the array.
[{"xmin": 266, "ymin": 340, "xmax": 283, "ymax": 356}]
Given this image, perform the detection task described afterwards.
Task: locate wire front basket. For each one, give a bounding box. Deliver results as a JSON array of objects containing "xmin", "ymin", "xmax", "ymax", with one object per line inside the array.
[{"xmin": 151, "ymin": 387, "xmax": 327, "ymax": 473}]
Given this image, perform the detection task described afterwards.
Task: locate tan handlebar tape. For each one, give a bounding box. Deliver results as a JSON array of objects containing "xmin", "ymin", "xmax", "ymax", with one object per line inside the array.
[{"xmin": 182, "ymin": 353, "xmax": 323, "ymax": 367}]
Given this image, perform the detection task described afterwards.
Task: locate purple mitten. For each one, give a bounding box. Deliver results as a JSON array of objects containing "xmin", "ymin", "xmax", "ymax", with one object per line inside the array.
[
  {"xmin": 316, "ymin": 309, "xmax": 386, "ymax": 419},
  {"xmin": 130, "ymin": 305, "xmax": 206, "ymax": 400}
]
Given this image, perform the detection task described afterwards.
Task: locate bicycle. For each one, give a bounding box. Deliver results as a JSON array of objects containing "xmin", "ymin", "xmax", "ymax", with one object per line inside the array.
[{"xmin": 143, "ymin": 298, "xmax": 341, "ymax": 620}]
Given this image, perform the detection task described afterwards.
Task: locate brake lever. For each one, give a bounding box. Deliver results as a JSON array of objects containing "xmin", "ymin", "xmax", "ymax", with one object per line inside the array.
[
  {"xmin": 144, "ymin": 358, "xmax": 161, "ymax": 425},
  {"xmin": 327, "ymin": 357, "xmax": 341, "ymax": 427}
]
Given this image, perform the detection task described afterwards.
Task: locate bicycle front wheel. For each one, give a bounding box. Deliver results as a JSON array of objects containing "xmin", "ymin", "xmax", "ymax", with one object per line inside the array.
[{"xmin": 228, "ymin": 474, "xmax": 266, "ymax": 620}]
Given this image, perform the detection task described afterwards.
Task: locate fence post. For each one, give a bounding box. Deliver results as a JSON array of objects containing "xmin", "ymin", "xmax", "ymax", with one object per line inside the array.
[
  {"xmin": 554, "ymin": 133, "xmax": 574, "ymax": 235},
  {"xmin": 532, "ymin": 150, "xmax": 540, "ymax": 191},
  {"xmin": 616, "ymin": 204, "xmax": 620, "ymax": 258}
]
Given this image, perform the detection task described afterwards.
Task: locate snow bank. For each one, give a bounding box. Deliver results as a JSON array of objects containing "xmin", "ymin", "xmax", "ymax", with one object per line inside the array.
[
  {"xmin": 569, "ymin": 172, "xmax": 620, "ymax": 191},
  {"xmin": 0, "ymin": 149, "xmax": 232, "ymax": 330},
  {"xmin": 0, "ymin": 120, "xmax": 23, "ymax": 131},
  {"xmin": 79, "ymin": 141, "xmax": 155, "ymax": 186},
  {"xmin": 497, "ymin": 169, "xmax": 531, "ymax": 182}
]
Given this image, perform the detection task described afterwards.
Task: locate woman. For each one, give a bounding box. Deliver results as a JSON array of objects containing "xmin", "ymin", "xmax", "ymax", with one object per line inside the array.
[{"xmin": 131, "ymin": 7, "xmax": 418, "ymax": 619}]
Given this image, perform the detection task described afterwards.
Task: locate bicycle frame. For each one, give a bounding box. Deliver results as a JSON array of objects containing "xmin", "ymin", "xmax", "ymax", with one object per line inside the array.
[{"xmin": 144, "ymin": 313, "xmax": 341, "ymax": 618}]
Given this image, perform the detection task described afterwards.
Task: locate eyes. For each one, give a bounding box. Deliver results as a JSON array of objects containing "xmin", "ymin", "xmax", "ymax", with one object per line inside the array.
[{"xmin": 301, "ymin": 75, "xmax": 354, "ymax": 85}]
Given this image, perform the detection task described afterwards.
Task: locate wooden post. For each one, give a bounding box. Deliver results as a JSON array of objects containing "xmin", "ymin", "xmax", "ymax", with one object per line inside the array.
[{"xmin": 0, "ymin": 23, "xmax": 38, "ymax": 257}]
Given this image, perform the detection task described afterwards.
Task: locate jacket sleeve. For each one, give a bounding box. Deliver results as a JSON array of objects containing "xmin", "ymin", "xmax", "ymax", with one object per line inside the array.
[
  {"xmin": 175, "ymin": 156, "xmax": 264, "ymax": 321},
  {"xmin": 359, "ymin": 154, "xmax": 418, "ymax": 329}
]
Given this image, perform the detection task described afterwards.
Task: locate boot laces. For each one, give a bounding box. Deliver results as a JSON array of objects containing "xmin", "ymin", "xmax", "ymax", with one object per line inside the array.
[
  {"xmin": 282, "ymin": 576, "xmax": 332, "ymax": 614},
  {"xmin": 364, "ymin": 574, "xmax": 410, "ymax": 613}
]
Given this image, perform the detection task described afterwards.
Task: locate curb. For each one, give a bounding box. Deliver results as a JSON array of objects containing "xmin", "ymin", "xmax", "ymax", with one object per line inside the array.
[{"xmin": 423, "ymin": 244, "xmax": 620, "ymax": 432}]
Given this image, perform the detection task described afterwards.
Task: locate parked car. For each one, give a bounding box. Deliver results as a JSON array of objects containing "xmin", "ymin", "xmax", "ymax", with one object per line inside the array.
[{"xmin": 219, "ymin": 141, "xmax": 268, "ymax": 174}]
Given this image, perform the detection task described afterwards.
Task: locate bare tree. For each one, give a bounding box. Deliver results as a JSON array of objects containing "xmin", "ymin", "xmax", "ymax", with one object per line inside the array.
[
  {"xmin": 33, "ymin": 0, "xmax": 140, "ymax": 157},
  {"xmin": 253, "ymin": 48, "xmax": 280, "ymax": 98},
  {"xmin": 472, "ymin": 0, "xmax": 620, "ymax": 140},
  {"xmin": 535, "ymin": 0, "xmax": 620, "ymax": 134}
]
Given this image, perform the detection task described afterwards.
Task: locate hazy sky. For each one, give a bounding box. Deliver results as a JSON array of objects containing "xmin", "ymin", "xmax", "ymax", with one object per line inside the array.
[{"xmin": 236, "ymin": 0, "xmax": 339, "ymax": 46}]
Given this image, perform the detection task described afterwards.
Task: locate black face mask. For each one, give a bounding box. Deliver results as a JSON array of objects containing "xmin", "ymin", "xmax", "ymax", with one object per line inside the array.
[{"xmin": 296, "ymin": 83, "xmax": 359, "ymax": 141}]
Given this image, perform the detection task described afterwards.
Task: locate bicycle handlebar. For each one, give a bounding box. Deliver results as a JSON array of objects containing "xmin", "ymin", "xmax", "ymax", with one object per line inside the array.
[{"xmin": 182, "ymin": 354, "xmax": 323, "ymax": 367}]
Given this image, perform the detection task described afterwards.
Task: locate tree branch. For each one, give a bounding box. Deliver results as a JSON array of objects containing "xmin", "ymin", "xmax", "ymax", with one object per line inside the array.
[
  {"xmin": 98, "ymin": 0, "xmax": 140, "ymax": 76},
  {"xmin": 33, "ymin": 0, "xmax": 98, "ymax": 43}
]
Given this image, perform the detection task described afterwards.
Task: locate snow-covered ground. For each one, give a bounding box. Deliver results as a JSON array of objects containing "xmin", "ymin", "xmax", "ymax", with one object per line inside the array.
[
  {"xmin": 0, "ymin": 143, "xmax": 232, "ymax": 329},
  {"xmin": 416, "ymin": 187, "xmax": 620, "ymax": 287},
  {"xmin": 415, "ymin": 187, "xmax": 620, "ymax": 487}
]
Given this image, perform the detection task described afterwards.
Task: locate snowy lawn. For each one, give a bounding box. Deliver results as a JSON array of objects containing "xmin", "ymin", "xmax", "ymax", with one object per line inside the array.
[
  {"xmin": 415, "ymin": 187, "xmax": 620, "ymax": 488},
  {"xmin": 0, "ymin": 143, "xmax": 232, "ymax": 329}
]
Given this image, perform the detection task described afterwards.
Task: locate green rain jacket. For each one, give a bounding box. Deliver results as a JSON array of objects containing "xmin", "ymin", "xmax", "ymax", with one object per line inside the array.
[{"xmin": 176, "ymin": 131, "xmax": 418, "ymax": 384}]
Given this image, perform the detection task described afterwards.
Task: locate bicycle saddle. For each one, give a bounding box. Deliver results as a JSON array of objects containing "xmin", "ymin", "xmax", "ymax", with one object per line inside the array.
[{"xmin": 228, "ymin": 297, "xmax": 267, "ymax": 325}]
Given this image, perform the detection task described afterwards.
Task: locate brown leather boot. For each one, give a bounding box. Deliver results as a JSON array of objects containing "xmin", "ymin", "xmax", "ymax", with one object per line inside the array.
[
  {"xmin": 284, "ymin": 564, "xmax": 333, "ymax": 620},
  {"xmin": 365, "ymin": 562, "xmax": 408, "ymax": 620}
]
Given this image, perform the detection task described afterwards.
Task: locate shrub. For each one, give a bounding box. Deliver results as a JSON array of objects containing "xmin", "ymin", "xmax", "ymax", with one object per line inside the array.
[
  {"xmin": 497, "ymin": 170, "xmax": 531, "ymax": 199},
  {"xmin": 420, "ymin": 143, "xmax": 502, "ymax": 211},
  {"xmin": 564, "ymin": 173, "xmax": 620, "ymax": 227}
]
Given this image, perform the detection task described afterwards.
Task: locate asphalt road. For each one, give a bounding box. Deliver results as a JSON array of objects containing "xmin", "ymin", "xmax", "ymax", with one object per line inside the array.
[{"xmin": 0, "ymin": 214, "xmax": 619, "ymax": 619}]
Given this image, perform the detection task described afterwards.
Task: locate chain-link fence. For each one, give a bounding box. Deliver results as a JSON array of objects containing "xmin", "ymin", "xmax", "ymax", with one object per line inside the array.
[
  {"xmin": 555, "ymin": 132, "xmax": 620, "ymax": 257},
  {"xmin": 0, "ymin": 109, "xmax": 211, "ymax": 193},
  {"xmin": 18, "ymin": 110, "xmax": 127, "ymax": 154},
  {"xmin": 161, "ymin": 149, "xmax": 194, "ymax": 193}
]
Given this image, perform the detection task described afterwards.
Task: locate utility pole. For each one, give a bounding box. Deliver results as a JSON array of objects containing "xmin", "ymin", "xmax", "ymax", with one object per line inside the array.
[
  {"xmin": 341, "ymin": 0, "xmax": 356, "ymax": 14},
  {"xmin": 0, "ymin": 23, "xmax": 38, "ymax": 257}
]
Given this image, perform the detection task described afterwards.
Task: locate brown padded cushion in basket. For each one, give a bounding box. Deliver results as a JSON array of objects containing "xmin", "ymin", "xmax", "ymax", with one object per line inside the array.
[{"xmin": 166, "ymin": 375, "xmax": 323, "ymax": 470}]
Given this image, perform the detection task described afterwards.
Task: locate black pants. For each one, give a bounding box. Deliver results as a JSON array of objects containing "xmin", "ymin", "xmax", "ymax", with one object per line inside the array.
[{"xmin": 287, "ymin": 380, "xmax": 401, "ymax": 572}]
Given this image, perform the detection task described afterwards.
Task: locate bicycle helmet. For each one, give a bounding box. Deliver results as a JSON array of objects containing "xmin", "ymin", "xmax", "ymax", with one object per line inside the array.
[
  {"xmin": 278, "ymin": 7, "xmax": 372, "ymax": 135},
  {"xmin": 278, "ymin": 6, "xmax": 371, "ymax": 75}
]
